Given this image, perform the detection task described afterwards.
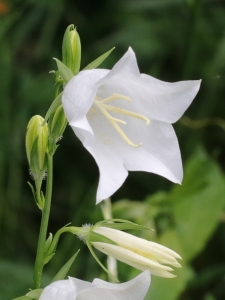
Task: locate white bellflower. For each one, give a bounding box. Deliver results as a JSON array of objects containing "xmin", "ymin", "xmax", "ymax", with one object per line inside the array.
[
  {"xmin": 39, "ymin": 270, "xmax": 150, "ymax": 300},
  {"xmin": 62, "ymin": 48, "xmax": 201, "ymax": 203}
]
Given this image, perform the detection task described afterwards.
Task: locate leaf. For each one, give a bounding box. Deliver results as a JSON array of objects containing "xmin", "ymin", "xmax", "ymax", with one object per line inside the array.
[
  {"xmin": 26, "ymin": 289, "xmax": 43, "ymax": 299},
  {"xmin": 83, "ymin": 47, "xmax": 115, "ymax": 70},
  {"xmin": 43, "ymin": 92, "xmax": 62, "ymax": 124},
  {"xmin": 170, "ymin": 150, "xmax": 225, "ymax": 261},
  {"xmin": 53, "ymin": 58, "xmax": 74, "ymax": 83},
  {"xmin": 51, "ymin": 250, "xmax": 80, "ymax": 282},
  {"xmin": 12, "ymin": 297, "xmax": 31, "ymax": 300}
]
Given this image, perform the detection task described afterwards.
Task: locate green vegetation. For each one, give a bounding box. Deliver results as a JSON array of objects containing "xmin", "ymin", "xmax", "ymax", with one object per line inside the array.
[{"xmin": 0, "ymin": 0, "xmax": 225, "ymax": 299}]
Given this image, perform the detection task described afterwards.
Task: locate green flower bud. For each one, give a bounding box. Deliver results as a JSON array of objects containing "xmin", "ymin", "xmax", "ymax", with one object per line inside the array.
[
  {"xmin": 62, "ymin": 24, "xmax": 81, "ymax": 75},
  {"xmin": 26, "ymin": 115, "xmax": 48, "ymax": 175},
  {"xmin": 48, "ymin": 104, "xmax": 68, "ymax": 156}
]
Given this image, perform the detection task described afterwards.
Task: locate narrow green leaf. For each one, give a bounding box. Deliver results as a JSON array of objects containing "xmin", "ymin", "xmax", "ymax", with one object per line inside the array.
[
  {"xmin": 27, "ymin": 182, "xmax": 37, "ymax": 204},
  {"xmin": 86, "ymin": 242, "xmax": 118, "ymax": 282},
  {"xmin": 53, "ymin": 58, "xmax": 74, "ymax": 83},
  {"xmin": 12, "ymin": 297, "xmax": 31, "ymax": 300},
  {"xmin": 43, "ymin": 92, "xmax": 62, "ymax": 124},
  {"xmin": 26, "ymin": 289, "xmax": 43, "ymax": 299},
  {"xmin": 51, "ymin": 250, "xmax": 80, "ymax": 282},
  {"xmin": 83, "ymin": 47, "xmax": 115, "ymax": 70}
]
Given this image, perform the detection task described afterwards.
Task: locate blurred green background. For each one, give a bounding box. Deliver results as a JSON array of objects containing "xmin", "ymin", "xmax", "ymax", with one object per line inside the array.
[{"xmin": 0, "ymin": 0, "xmax": 225, "ymax": 299}]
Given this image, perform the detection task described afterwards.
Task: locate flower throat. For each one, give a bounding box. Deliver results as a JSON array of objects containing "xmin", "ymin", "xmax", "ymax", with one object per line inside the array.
[{"xmin": 94, "ymin": 94, "xmax": 150, "ymax": 148}]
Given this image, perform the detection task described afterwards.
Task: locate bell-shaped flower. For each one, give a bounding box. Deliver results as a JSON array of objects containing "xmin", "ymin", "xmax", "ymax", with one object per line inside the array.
[
  {"xmin": 62, "ymin": 47, "xmax": 201, "ymax": 203},
  {"xmin": 39, "ymin": 270, "xmax": 150, "ymax": 300}
]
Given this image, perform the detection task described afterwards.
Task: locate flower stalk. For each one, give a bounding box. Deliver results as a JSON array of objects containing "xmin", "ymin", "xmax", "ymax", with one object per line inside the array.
[{"xmin": 33, "ymin": 154, "xmax": 53, "ymax": 289}]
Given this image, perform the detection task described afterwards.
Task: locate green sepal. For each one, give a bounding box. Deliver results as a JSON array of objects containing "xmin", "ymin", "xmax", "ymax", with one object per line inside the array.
[
  {"xmin": 44, "ymin": 92, "xmax": 62, "ymax": 124},
  {"xmin": 48, "ymin": 143, "xmax": 60, "ymax": 156},
  {"xmin": 51, "ymin": 250, "xmax": 80, "ymax": 282},
  {"xmin": 27, "ymin": 182, "xmax": 44, "ymax": 210},
  {"xmin": 62, "ymin": 24, "xmax": 81, "ymax": 75},
  {"xmin": 26, "ymin": 289, "xmax": 43, "ymax": 299},
  {"xmin": 88, "ymin": 230, "xmax": 117, "ymax": 245},
  {"xmin": 48, "ymin": 104, "xmax": 68, "ymax": 155},
  {"xmin": 40, "ymin": 191, "xmax": 45, "ymax": 209},
  {"xmin": 44, "ymin": 253, "xmax": 55, "ymax": 265},
  {"xmin": 30, "ymin": 137, "xmax": 47, "ymax": 173},
  {"xmin": 54, "ymin": 58, "xmax": 74, "ymax": 83},
  {"xmin": 44, "ymin": 233, "xmax": 53, "ymax": 253},
  {"xmin": 27, "ymin": 181, "xmax": 37, "ymax": 205},
  {"xmin": 94, "ymin": 219, "xmax": 152, "ymax": 231},
  {"xmin": 86, "ymin": 241, "xmax": 118, "ymax": 282},
  {"xmin": 83, "ymin": 47, "xmax": 115, "ymax": 70}
]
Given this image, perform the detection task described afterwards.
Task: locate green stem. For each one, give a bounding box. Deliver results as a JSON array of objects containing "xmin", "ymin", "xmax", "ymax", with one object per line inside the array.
[
  {"xmin": 46, "ymin": 226, "xmax": 84, "ymax": 257},
  {"xmin": 33, "ymin": 154, "xmax": 53, "ymax": 289}
]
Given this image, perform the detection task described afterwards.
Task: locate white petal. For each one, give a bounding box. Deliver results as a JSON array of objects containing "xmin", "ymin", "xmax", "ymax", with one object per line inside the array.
[
  {"xmin": 97, "ymin": 47, "xmax": 140, "ymax": 86},
  {"xmin": 94, "ymin": 227, "xmax": 181, "ymax": 261},
  {"xmin": 69, "ymin": 277, "xmax": 95, "ymax": 294},
  {"xmin": 85, "ymin": 116, "xmax": 182, "ymax": 203},
  {"xmin": 39, "ymin": 280, "xmax": 76, "ymax": 300},
  {"xmin": 77, "ymin": 270, "xmax": 150, "ymax": 300},
  {"xmin": 62, "ymin": 69, "xmax": 108, "ymax": 122},
  {"xmin": 70, "ymin": 118, "xmax": 95, "ymax": 146},
  {"xmin": 122, "ymin": 120, "xmax": 183, "ymax": 183},
  {"xmin": 92, "ymin": 242, "xmax": 174, "ymax": 277},
  {"xmin": 86, "ymin": 142, "xmax": 128, "ymax": 204},
  {"xmin": 97, "ymin": 70, "xmax": 201, "ymax": 124},
  {"xmin": 140, "ymin": 74, "xmax": 201, "ymax": 123}
]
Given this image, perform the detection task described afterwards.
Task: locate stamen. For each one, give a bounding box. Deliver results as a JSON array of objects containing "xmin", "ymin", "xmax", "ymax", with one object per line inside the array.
[
  {"xmin": 95, "ymin": 101, "xmax": 126, "ymax": 125},
  {"xmin": 102, "ymin": 104, "xmax": 150, "ymax": 125},
  {"xmin": 99, "ymin": 94, "xmax": 132, "ymax": 104},
  {"xmin": 110, "ymin": 121, "xmax": 142, "ymax": 148},
  {"xmin": 94, "ymin": 94, "xmax": 150, "ymax": 147}
]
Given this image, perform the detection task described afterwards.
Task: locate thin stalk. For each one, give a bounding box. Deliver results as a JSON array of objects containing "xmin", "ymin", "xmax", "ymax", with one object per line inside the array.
[{"xmin": 33, "ymin": 154, "xmax": 53, "ymax": 289}]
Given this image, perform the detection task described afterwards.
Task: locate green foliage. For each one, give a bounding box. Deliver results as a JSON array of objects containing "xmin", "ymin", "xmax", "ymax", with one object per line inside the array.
[
  {"xmin": 83, "ymin": 47, "xmax": 115, "ymax": 70},
  {"xmin": 171, "ymin": 150, "xmax": 225, "ymax": 262},
  {"xmin": 113, "ymin": 150, "xmax": 225, "ymax": 299},
  {"xmin": 0, "ymin": 0, "xmax": 225, "ymax": 299},
  {"xmin": 51, "ymin": 250, "xmax": 80, "ymax": 282}
]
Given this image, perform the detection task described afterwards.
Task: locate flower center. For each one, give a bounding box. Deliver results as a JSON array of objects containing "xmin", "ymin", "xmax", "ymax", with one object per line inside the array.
[{"xmin": 94, "ymin": 94, "xmax": 150, "ymax": 148}]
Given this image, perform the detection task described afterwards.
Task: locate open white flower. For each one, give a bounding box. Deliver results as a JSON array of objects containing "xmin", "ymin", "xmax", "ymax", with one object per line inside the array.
[
  {"xmin": 39, "ymin": 270, "xmax": 150, "ymax": 300},
  {"xmin": 62, "ymin": 48, "xmax": 201, "ymax": 203}
]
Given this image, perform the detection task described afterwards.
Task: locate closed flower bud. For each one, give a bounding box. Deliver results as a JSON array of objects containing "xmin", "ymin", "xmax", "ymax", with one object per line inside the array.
[
  {"xmin": 91, "ymin": 226, "xmax": 181, "ymax": 278},
  {"xmin": 26, "ymin": 115, "xmax": 48, "ymax": 176},
  {"xmin": 48, "ymin": 105, "xmax": 68, "ymax": 155},
  {"xmin": 62, "ymin": 24, "xmax": 81, "ymax": 75},
  {"xmin": 72, "ymin": 221, "xmax": 182, "ymax": 279}
]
